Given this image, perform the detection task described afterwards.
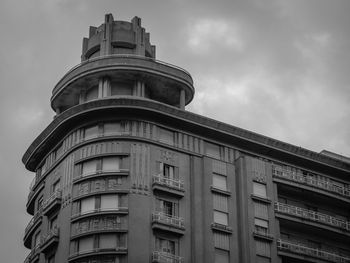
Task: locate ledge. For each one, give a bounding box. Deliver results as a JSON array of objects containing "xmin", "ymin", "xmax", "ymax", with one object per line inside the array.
[{"xmin": 22, "ymin": 98, "xmax": 350, "ymax": 177}]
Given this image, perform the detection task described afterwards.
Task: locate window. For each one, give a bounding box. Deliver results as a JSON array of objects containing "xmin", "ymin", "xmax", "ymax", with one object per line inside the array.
[
  {"xmin": 156, "ymin": 237, "xmax": 175, "ymax": 254},
  {"xmin": 254, "ymin": 218, "xmax": 269, "ymax": 235},
  {"xmin": 84, "ymin": 125, "xmax": 99, "ymax": 140},
  {"xmin": 215, "ymin": 249, "xmax": 229, "ymax": 263},
  {"xmin": 80, "ymin": 196, "xmax": 95, "ymax": 214},
  {"xmin": 213, "ymin": 174, "xmax": 227, "ymax": 191},
  {"xmin": 156, "ymin": 198, "xmax": 178, "ymax": 216},
  {"xmin": 159, "ymin": 128, "xmax": 174, "ymax": 145},
  {"xmin": 159, "ymin": 163, "xmax": 177, "ymax": 180},
  {"xmin": 214, "ymin": 210, "xmax": 228, "ymax": 226},
  {"xmin": 111, "ymin": 81, "xmax": 133, "ymax": 96},
  {"xmin": 102, "ymin": 157, "xmax": 120, "ymax": 172},
  {"xmin": 253, "ymin": 182, "xmax": 267, "ymax": 198},
  {"xmin": 256, "ymin": 240, "xmax": 271, "ymax": 257},
  {"xmin": 78, "ymin": 236, "xmax": 94, "ymax": 253},
  {"xmin": 104, "ymin": 123, "xmax": 120, "ymax": 135},
  {"xmin": 82, "ymin": 159, "xmax": 98, "ymax": 176},
  {"xmin": 85, "ymin": 86, "xmax": 98, "ymax": 102},
  {"xmin": 254, "ymin": 201, "xmax": 268, "ymax": 219},
  {"xmin": 99, "ymin": 234, "xmax": 117, "ymax": 249},
  {"xmin": 100, "ymin": 194, "xmax": 119, "ymax": 210},
  {"xmin": 205, "ymin": 142, "xmax": 220, "ymax": 159}
]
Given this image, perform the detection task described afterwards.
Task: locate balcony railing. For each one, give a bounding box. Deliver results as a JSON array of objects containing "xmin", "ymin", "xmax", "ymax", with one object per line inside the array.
[
  {"xmin": 72, "ymin": 207, "xmax": 128, "ymax": 219},
  {"xmin": 277, "ymin": 239, "xmax": 350, "ymax": 263},
  {"xmin": 272, "ymin": 165, "xmax": 350, "ymax": 198},
  {"xmin": 152, "ymin": 212, "xmax": 184, "ymax": 229},
  {"xmin": 23, "ymin": 242, "xmax": 41, "ymax": 263},
  {"xmin": 152, "ymin": 251, "xmax": 184, "ymax": 263},
  {"xmin": 73, "ymin": 169, "xmax": 129, "ymax": 182},
  {"xmin": 152, "ymin": 174, "xmax": 184, "ymax": 192},
  {"xmin": 275, "ymin": 202, "xmax": 350, "ymax": 231},
  {"xmin": 42, "ymin": 190, "xmax": 62, "ymax": 213},
  {"xmin": 69, "ymin": 247, "xmax": 127, "ymax": 259},
  {"xmin": 72, "ymin": 221, "xmax": 127, "ymax": 237}
]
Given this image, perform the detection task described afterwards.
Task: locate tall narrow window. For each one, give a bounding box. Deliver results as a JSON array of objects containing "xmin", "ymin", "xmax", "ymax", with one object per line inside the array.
[
  {"xmin": 256, "ymin": 240, "xmax": 271, "ymax": 257},
  {"xmin": 156, "ymin": 198, "xmax": 178, "ymax": 216},
  {"xmin": 49, "ymin": 215, "xmax": 58, "ymax": 230},
  {"xmin": 160, "ymin": 163, "xmax": 177, "ymax": 180},
  {"xmin": 34, "ymin": 232, "xmax": 41, "ymax": 247},
  {"xmin": 253, "ymin": 182, "xmax": 267, "ymax": 198},
  {"xmin": 52, "ymin": 180, "xmax": 60, "ymax": 193}
]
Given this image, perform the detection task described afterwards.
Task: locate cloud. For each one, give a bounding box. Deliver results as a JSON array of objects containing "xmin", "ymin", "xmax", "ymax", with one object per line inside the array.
[{"xmin": 187, "ymin": 18, "xmax": 244, "ymax": 53}]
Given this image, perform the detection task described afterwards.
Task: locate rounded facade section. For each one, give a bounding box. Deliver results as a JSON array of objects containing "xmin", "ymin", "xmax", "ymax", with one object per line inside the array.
[{"xmin": 51, "ymin": 55, "xmax": 194, "ymax": 113}]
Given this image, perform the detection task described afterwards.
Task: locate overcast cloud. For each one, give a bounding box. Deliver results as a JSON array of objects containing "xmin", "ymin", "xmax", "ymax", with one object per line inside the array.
[{"xmin": 0, "ymin": 0, "xmax": 349, "ymax": 261}]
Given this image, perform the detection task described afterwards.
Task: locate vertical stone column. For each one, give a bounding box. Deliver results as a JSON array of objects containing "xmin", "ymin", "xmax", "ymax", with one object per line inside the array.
[{"xmin": 101, "ymin": 13, "xmax": 113, "ymax": 56}]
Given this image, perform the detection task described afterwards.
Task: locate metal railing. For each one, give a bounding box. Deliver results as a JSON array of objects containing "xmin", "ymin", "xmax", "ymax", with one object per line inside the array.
[
  {"xmin": 42, "ymin": 190, "xmax": 62, "ymax": 211},
  {"xmin": 152, "ymin": 251, "xmax": 184, "ymax": 263},
  {"xmin": 153, "ymin": 174, "xmax": 184, "ymax": 192},
  {"xmin": 152, "ymin": 212, "xmax": 184, "ymax": 229},
  {"xmin": 72, "ymin": 207, "xmax": 128, "ymax": 218},
  {"xmin": 275, "ymin": 202, "xmax": 350, "ymax": 231},
  {"xmin": 277, "ymin": 239, "xmax": 350, "ymax": 263},
  {"xmin": 272, "ymin": 165, "xmax": 350, "ymax": 198}
]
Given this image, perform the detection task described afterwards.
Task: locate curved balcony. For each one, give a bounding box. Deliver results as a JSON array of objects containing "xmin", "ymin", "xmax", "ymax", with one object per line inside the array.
[
  {"xmin": 71, "ymin": 207, "xmax": 128, "ymax": 222},
  {"xmin": 152, "ymin": 251, "xmax": 184, "ymax": 263},
  {"xmin": 275, "ymin": 202, "xmax": 350, "ymax": 234},
  {"xmin": 152, "ymin": 174, "xmax": 184, "ymax": 197},
  {"xmin": 23, "ymin": 243, "xmax": 41, "ymax": 263},
  {"xmin": 68, "ymin": 247, "xmax": 127, "ymax": 262},
  {"xmin": 73, "ymin": 169, "xmax": 129, "ymax": 184},
  {"xmin": 51, "ymin": 54, "xmax": 194, "ymax": 110},
  {"xmin": 26, "ymin": 181, "xmax": 44, "ymax": 215},
  {"xmin": 277, "ymin": 239, "xmax": 350, "ymax": 263},
  {"xmin": 24, "ymin": 208, "xmax": 43, "ymax": 249},
  {"xmin": 42, "ymin": 190, "xmax": 62, "ymax": 216},
  {"xmin": 152, "ymin": 212, "xmax": 185, "ymax": 235},
  {"xmin": 71, "ymin": 220, "xmax": 127, "ymax": 239},
  {"xmin": 272, "ymin": 165, "xmax": 350, "ymax": 202},
  {"xmin": 41, "ymin": 227, "xmax": 59, "ymax": 254}
]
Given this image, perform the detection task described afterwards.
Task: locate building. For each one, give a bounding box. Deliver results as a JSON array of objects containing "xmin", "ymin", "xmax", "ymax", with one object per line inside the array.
[{"xmin": 22, "ymin": 14, "xmax": 350, "ymax": 263}]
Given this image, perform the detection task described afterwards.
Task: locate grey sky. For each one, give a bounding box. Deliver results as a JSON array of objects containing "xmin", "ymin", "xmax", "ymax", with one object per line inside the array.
[{"xmin": 0, "ymin": 0, "xmax": 349, "ymax": 261}]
